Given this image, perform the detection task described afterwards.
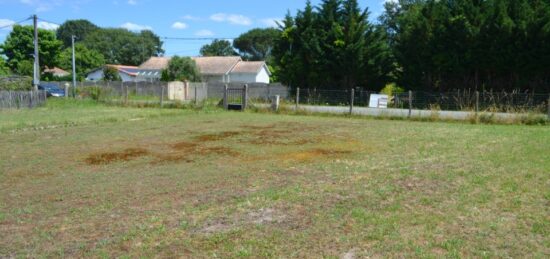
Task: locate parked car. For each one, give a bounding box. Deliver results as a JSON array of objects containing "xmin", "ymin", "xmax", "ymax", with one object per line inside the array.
[{"xmin": 38, "ymin": 83, "xmax": 65, "ymax": 97}]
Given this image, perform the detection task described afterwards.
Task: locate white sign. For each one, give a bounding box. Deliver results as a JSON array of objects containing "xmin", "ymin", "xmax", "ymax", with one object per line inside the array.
[{"xmin": 369, "ymin": 94, "xmax": 389, "ymax": 108}]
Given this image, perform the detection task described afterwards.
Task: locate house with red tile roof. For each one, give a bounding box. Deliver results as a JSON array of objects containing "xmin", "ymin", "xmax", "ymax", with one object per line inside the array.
[{"xmin": 85, "ymin": 65, "xmax": 140, "ymax": 82}]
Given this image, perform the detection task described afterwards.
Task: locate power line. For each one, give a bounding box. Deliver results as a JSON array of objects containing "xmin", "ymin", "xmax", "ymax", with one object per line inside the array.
[
  {"xmin": 0, "ymin": 17, "xmax": 32, "ymax": 30},
  {"xmin": 36, "ymin": 17, "xmax": 63, "ymax": 26},
  {"xmin": 161, "ymin": 37, "xmax": 237, "ymax": 41}
]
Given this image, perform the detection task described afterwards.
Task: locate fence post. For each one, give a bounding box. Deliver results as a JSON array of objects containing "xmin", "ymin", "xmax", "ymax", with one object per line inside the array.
[
  {"xmin": 242, "ymin": 84, "xmax": 249, "ymax": 111},
  {"xmin": 295, "ymin": 87, "xmax": 300, "ymax": 111},
  {"xmin": 194, "ymin": 84, "xmax": 198, "ymax": 104},
  {"xmin": 223, "ymin": 84, "xmax": 228, "ymax": 110},
  {"xmin": 64, "ymin": 84, "xmax": 69, "ymax": 99},
  {"xmin": 124, "ymin": 84, "xmax": 129, "ymax": 105},
  {"xmin": 408, "ymin": 90, "xmax": 413, "ymax": 118},
  {"xmin": 29, "ymin": 90, "xmax": 33, "ymax": 108},
  {"xmin": 160, "ymin": 85, "xmax": 164, "ymax": 108},
  {"xmin": 475, "ymin": 91, "xmax": 480, "ymax": 115},
  {"xmin": 72, "ymin": 80, "xmax": 77, "ymax": 98},
  {"xmin": 349, "ymin": 88, "xmax": 355, "ymax": 115}
]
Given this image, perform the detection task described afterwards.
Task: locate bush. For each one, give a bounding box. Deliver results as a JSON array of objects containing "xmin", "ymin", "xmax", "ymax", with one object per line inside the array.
[
  {"xmin": 161, "ymin": 56, "xmax": 201, "ymax": 82},
  {"xmin": 380, "ymin": 83, "xmax": 405, "ymax": 97},
  {"xmin": 0, "ymin": 76, "xmax": 33, "ymax": 91}
]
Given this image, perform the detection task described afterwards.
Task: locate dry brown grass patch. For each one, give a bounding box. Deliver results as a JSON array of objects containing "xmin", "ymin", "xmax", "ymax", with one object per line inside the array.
[
  {"xmin": 171, "ymin": 141, "xmax": 199, "ymax": 151},
  {"xmin": 85, "ymin": 148, "xmax": 150, "ymax": 165},
  {"xmin": 194, "ymin": 131, "xmax": 242, "ymax": 142},
  {"xmin": 279, "ymin": 148, "xmax": 353, "ymax": 162}
]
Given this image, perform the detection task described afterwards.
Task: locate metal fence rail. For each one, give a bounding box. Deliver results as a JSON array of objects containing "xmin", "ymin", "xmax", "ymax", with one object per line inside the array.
[
  {"xmin": 41, "ymin": 81, "xmax": 550, "ymax": 119},
  {"xmin": 0, "ymin": 91, "xmax": 47, "ymax": 109}
]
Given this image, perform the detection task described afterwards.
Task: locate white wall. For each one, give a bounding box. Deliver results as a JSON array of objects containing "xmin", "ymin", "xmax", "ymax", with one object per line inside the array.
[
  {"xmin": 229, "ymin": 67, "xmax": 270, "ymax": 84},
  {"xmin": 86, "ymin": 70, "xmax": 103, "ymax": 81},
  {"xmin": 230, "ymin": 73, "xmax": 257, "ymax": 83},
  {"xmin": 119, "ymin": 73, "xmax": 135, "ymax": 82},
  {"xmin": 86, "ymin": 70, "xmax": 135, "ymax": 82},
  {"xmin": 255, "ymin": 66, "xmax": 270, "ymax": 84}
]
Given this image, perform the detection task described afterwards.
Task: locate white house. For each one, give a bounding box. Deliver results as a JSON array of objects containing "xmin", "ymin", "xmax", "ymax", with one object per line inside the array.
[
  {"xmin": 136, "ymin": 56, "xmax": 271, "ymax": 83},
  {"xmin": 86, "ymin": 65, "xmax": 140, "ymax": 82},
  {"xmin": 230, "ymin": 61, "xmax": 271, "ymax": 83}
]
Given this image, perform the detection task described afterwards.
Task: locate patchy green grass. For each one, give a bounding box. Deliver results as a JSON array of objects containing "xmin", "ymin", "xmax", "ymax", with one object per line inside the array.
[{"xmin": 0, "ymin": 101, "xmax": 549, "ymax": 258}]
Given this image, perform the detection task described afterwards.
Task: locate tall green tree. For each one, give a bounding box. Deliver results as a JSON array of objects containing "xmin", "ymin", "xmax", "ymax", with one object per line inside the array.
[
  {"xmin": 56, "ymin": 19, "xmax": 100, "ymax": 47},
  {"xmin": 56, "ymin": 43, "xmax": 105, "ymax": 78},
  {"xmin": 382, "ymin": 0, "xmax": 550, "ymax": 92},
  {"xmin": 200, "ymin": 39, "xmax": 237, "ymax": 56},
  {"xmin": 233, "ymin": 28, "xmax": 280, "ymax": 61},
  {"xmin": 0, "ymin": 57, "xmax": 10, "ymax": 75},
  {"xmin": 0, "ymin": 25, "xmax": 63, "ymax": 75},
  {"xmin": 161, "ymin": 56, "xmax": 201, "ymax": 82},
  {"xmin": 82, "ymin": 28, "xmax": 164, "ymax": 66},
  {"xmin": 273, "ymin": 0, "xmax": 393, "ymax": 90}
]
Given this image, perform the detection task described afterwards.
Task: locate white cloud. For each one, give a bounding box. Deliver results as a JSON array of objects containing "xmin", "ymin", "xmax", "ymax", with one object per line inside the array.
[
  {"xmin": 127, "ymin": 0, "xmax": 137, "ymax": 5},
  {"xmin": 195, "ymin": 29, "xmax": 214, "ymax": 37},
  {"xmin": 260, "ymin": 18, "xmax": 282, "ymax": 28},
  {"xmin": 171, "ymin": 22, "xmax": 188, "ymax": 30},
  {"xmin": 210, "ymin": 13, "xmax": 251, "ymax": 26},
  {"xmin": 37, "ymin": 21, "xmax": 59, "ymax": 30},
  {"xmin": 120, "ymin": 22, "xmax": 152, "ymax": 31},
  {"xmin": 0, "ymin": 19, "xmax": 16, "ymax": 30},
  {"xmin": 182, "ymin": 15, "xmax": 201, "ymax": 21},
  {"xmin": 19, "ymin": 0, "xmax": 61, "ymax": 12}
]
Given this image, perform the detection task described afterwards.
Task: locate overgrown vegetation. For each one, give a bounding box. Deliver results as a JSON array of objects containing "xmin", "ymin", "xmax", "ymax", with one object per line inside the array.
[{"xmin": 0, "ymin": 75, "xmax": 32, "ymax": 91}]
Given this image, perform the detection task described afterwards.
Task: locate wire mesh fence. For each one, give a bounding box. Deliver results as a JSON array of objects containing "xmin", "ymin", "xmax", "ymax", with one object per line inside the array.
[
  {"xmin": 40, "ymin": 81, "xmax": 550, "ymax": 118},
  {"xmin": 0, "ymin": 90, "xmax": 47, "ymax": 109}
]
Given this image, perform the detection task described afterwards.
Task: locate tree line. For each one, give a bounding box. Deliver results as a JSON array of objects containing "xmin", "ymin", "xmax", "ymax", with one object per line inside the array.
[
  {"xmin": 0, "ymin": 20, "xmax": 163, "ymax": 80},
  {"xmin": 271, "ymin": 0, "xmax": 550, "ymax": 92}
]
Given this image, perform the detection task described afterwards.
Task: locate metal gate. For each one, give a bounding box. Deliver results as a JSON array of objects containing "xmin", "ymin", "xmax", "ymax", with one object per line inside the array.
[{"xmin": 223, "ymin": 84, "xmax": 248, "ymax": 111}]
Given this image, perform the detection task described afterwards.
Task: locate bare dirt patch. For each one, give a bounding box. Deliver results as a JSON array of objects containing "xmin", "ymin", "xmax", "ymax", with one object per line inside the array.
[
  {"xmin": 197, "ymin": 208, "xmax": 287, "ymax": 234},
  {"xmin": 246, "ymin": 208, "xmax": 286, "ymax": 225},
  {"xmin": 85, "ymin": 148, "xmax": 150, "ymax": 165}
]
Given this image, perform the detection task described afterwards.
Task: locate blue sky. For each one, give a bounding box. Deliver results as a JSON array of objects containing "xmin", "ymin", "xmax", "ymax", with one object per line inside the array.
[{"xmin": 0, "ymin": 0, "xmax": 388, "ymax": 56}]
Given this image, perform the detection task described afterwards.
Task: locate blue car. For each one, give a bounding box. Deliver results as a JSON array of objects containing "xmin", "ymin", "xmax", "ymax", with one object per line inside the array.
[{"xmin": 38, "ymin": 83, "xmax": 66, "ymax": 97}]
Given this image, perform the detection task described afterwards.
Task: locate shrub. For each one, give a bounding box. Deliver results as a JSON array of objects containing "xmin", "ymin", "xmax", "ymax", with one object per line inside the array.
[
  {"xmin": 0, "ymin": 76, "xmax": 33, "ymax": 91},
  {"xmin": 380, "ymin": 83, "xmax": 405, "ymax": 97},
  {"xmin": 161, "ymin": 56, "xmax": 201, "ymax": 82}
]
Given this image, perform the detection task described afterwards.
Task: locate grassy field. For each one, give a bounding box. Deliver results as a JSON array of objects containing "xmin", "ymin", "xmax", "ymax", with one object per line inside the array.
[{"xmin": 1, "ymin": 100, "xmax": 549, "ymax": 258}]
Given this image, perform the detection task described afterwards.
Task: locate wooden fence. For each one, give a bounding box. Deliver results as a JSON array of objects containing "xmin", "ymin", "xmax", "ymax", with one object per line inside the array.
[{"xmin": 0, "ymin": 91, "xmax": 47, "ymax": 109}]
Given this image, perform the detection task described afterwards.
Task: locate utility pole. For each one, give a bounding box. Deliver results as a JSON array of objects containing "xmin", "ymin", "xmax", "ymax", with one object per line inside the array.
[
  {"xmin": 71, "ymin": 35, "xmax": 77, "ymax": 97},
  {"xmin": 32, "ymin": 14, "xmax": 40, "ymax": 91}
]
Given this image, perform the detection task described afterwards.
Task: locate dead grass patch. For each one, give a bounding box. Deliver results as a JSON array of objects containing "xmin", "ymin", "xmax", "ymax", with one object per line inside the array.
[
  {"xmin": 194, "ymin": 131, "xmax": 242, "ymax": 142},
  {"xmin": 239, "ymin": 124, "xmax": 277, "ymax": 130},
  {"xmin": 279, "ymin": 149, "xmax": 353, "ymax": 162},
  {"xmin": 196, "ymin": 146, "xmax": 239, "ymax": 156},
  {"xmin": 85, "ymin": 148, "xmax": 149, "ymax": 165},
  {"xmin": 171, "ymin": 141, "xmax": 199, "ymax": 151},
  {"xmin": 151, "ymin": 154, "xmax": 194, "ymax": 165}
]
